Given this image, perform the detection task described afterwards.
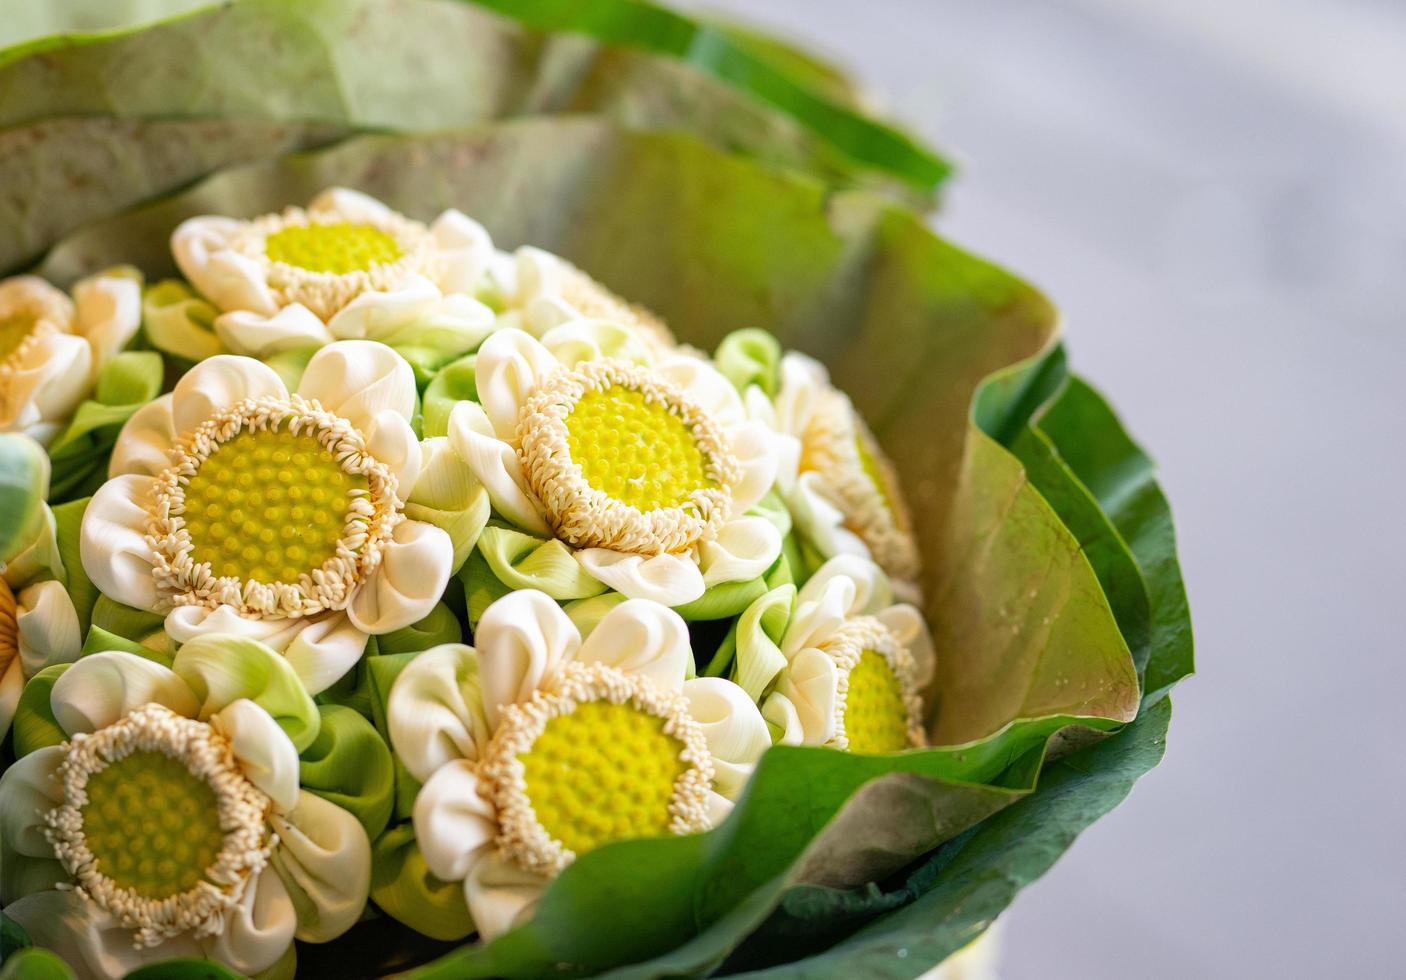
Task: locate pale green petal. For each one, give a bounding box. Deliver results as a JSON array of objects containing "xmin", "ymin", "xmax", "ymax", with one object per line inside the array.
[
  {"xmin": 141, "ymin": 277, "xmax": 224, "ymax": 363},
  {"xmin": 405, "ymin": 436, "xmax": 490, "ymax": 574},
  {"xmin": 421, "ymin": 353, "xmax": 477, "ymax": 439},
  {"xmin": 171, "ymin": 634, "xmax": 320, "ymax": 753},
  {"xmin": 11, "ymin": 663, "xmax": 69, "ymax": 758},
  {"xmin": 370, "ymin": 823, "xmax": 475, "ymax": 942},
  {"xmin": 49, "ymin": 650, "xmax": 196, "ymax": 735},
  {"xmin": 733, "ymin": 585, "xmax": 797, "ymax": 700},
  {"xmin": 714, "ymin": 327, "xmax": 781, "ymax": 397},
  {"xmin": 270, "ymin": 790, "xmax": 371, "ymax": 944},
  {"xmin": 0, "ymin": 433, "xmax": 49, "ymax": 569},
  {"xmin": 299, "ymin": 704, "xmax": 395, "ymax": 841},
  {"xmin": 386, "ymin": 644, "xmax": 489, "ymax": 783},
  {"xmin": 562, "ymin": 592, "xmax": 629, "ymax": 640},
  {"xmin": 0, "ymin": 745, "xmax": 64, "ymax": 905},
  {"xmin": 477, "ymin": 525, "xmax": 607, "ymax": 601}
]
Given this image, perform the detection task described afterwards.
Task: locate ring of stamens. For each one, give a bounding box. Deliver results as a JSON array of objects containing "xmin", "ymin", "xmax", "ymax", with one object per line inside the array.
[
  {"xmin": 0, "ymin": 577, "xmax": 17, "ymax": 681},
  {"xmin": 232, "ymin": 205, "xmax": 433, "ymax": 320},
  {"xmin": 43, "ymin": 703, "xmax": 274, "ymax": 948},
  {"xmin": 820, "ymin": 617, "xmax": 927, "ymax": 753},
  {"xmin": 481, "ymin": 662, "xmax": 714, "ymax": 877},
  {"xmin": 517, "ymin": 360, "xmax": 742, "ymax": 555},
  {"xmin": 798, "ymin": 389, "xmax": 921, "ymax": 584},
  {"xmin": 147, "ymin": 394, "xmax": 401, "ymax": 618}
]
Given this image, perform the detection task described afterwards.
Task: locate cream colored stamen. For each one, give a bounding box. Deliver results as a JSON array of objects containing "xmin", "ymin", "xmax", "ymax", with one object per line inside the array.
[
  {"xmin": 44, "ymin": 703, "xmax": 275, "ymax": 948},
  {"xmin": 518, "ymin": 360, "xmax": 742, "ymax": 555},
  {"xmin": 146, "ymin": 394, "xmax": 401, "ymax": 618},
  {"xmin": 0, "ymin": 577, "xmax": 17, "ymax": 680},
  {"xmin": 480, "ymin": 662, "xmax": 714, "ymax": 876}
]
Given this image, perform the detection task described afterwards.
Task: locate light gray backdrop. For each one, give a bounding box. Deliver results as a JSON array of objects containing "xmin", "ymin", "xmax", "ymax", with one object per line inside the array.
[{"xmin": 676, "ymin": 2, "xmax": 1406, "ymax": 976}]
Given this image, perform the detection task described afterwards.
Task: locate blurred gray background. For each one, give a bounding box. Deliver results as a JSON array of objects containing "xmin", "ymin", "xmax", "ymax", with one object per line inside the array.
[{"xmin": 677, "ymin": 1, "xmax": 1406, "ymax": 977}]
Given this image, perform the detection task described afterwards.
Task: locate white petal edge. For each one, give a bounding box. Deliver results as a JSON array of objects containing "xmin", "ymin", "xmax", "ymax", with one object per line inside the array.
[
  {"xmin": 214, "ymin": 698, "xmax": 301, "ymax": 812},
  {"xmin": 429, "ymin": 210, "xmax": 494, "ymax": 295},
  {"xmin": 107, "ymin": 393, "xmax": 175, "ymax": 478},
  {"xmin": 473, "ymin": 328, "xmax": 560, "ymax": 440},
  {"xmin": 774, "ymin": 647, "xmax": 841, "ymax": 746},
  {"xmin": 170, "ymin": 354, "xmax": 288, "ymax": 437},
  {"xmin": 269, "ymin": 790, "xmax": 371, "ymax": 943},
  {"xmin": 347, "ymin": 520, "xmax": 452, "ymax": 634},
  {"xmin": 726, "ymin": 420, "xmax": 780, "ymax": 514},
  {"xmin": 5, "ymin": 889, "xmax": 206, "ymax": 979},
  {"xmin": 213, "ymin": 304, "xmax": 334, "ymax": 358},
  {"xmin": 463, "ymin": 849, "xmax": 548, "ymax": 941},
  {"xmin": 474, "ymin": 589, "xmax": 581, "ymax": 731},
  {"xmin": 574, "ymin": 549, "xmax": 706, "ymax": 607},
  {"xmin": 171, "ymin": 215, "xmax": 279, "ymax": 316},
  {"xmin": 80, "ymin": 473, "xmax": 160, "ymax": 612},
  {"xmin": 576, "ymin": 598, "xmax": 691, "ymax": 692},
  {"xmin": 202, "ymin": 867, "xmax": 296, "ymax": 976},
  {"xmin": 49, "ymin": 651, "xmax": 198, "ymax": 735},
  {"xmin": 682, "ymin": 677, "xmax": 772, "ymax": 800},
  {"xmin": 296, "ymin": 339, "xmax": 417, "ymax": 433},
  {"xmin": 72, "ymin": 273, "xmax": 142, "ymax": 367},
  {"xmin": 878, "ymin": 603, "xmax": 936, "ymax": 689},
  {"xmin": 446, "ymin": 401, "xmax": 550, "ymax": 535},
  {"xmin": 387, "ymin": 644, "xmax": 490, "ymax": 783},
  {"xmin": 15, "ymin": 579, "xmax": 82, "ymax": 678},
  {"xmin": 361, "ymin": 408, "xmax": 423, "ymax": 502},
  {"xmin": 699, "ymin": 516, "xmax": 782, "ymax": 588},
  {"xmin": 412, "ymin": 758, "xmax": 498, "ymax": 882}
]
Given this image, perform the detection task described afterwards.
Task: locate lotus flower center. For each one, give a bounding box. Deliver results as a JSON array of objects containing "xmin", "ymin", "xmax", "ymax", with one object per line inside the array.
[
  {"xmin": 80, "ymin": 750, "xmax": 227, "ymax": 899},
  {"xmin": 0, "ymin": 577, "xmax": 17, "ymax": 677},
  {"xmin": 564, "ymin": 384, "xmax": 715, "ymax": 512},
  {"xmin": 182, "ymin": 427, "xmax": 368, "ymax": 585},
  {"xmin": 520, "ymin": 701, "xmax": 688, "ymax": 856},
  {"xmin": 844, "ymin": 650, "xmax": 910, "ymax": 754},
  {"xmin": 0, "ymin": 309, "xmax": 39, "ymax": 360},
  {"xmin": 264, "ymin": 222, "xmax": 403, "ymax": 275},
  {"xmin": 854, "ymin": 431, "xmax": 897, "ymax": 518}
]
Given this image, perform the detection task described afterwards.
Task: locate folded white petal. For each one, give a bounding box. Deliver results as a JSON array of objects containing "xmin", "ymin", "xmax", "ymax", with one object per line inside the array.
[
  {"xmin": 704, "ymin": 789, "xmax": 734, "ymax": 827},
  {"xmin": 309, "ymin": 187, "xmax": 397, "ymax": 225},
  {"xmin": 726, "ymin": 420, "xmax": 780, "ymax": 514},
  {"xmin": 430, "ymin": 210, "xmax": 494, "ymax": 295},
  {"xmin": 463, "ymin": 849, "xmax": 548, "ymax": 941},
  {"xmin": 270, "ymin": 790, "xmax": 371, "ymax": 943},
  {"xmin": 214, "ymin": 698, "xmax": 302, "ymax": 812},
  {"xmin": 447, "ymin": 401, "xmax": 550, "ymax": 535},
  {"xmin": 214, "ymin": 304, "xmax": 334, "ymax": 357},
  {"xmin": 72, "ymin": 273, "xmax": 142, "ymax": 367},
  {"xmin": 744, "ymin": 387, "xmax": 801, "ymax": 493},
  {"xmin": 79, "ymin": 473, "xmax": 160, "ymax": 611},
  {"xmin": 787, "ymin": 471, "xmax": 871, "ymax": 563},
  {"xmin": 49, "ymin": 651, "xmax": 198, "ymax": 735},
  {"xmin": 799, "ymin": 554, "xmax": 891, "ymax": 617},
  {"xmin": 5, "ymin": 889, "xmax": 205, "ymax": 980},
  {"xmin": 655, "ymin": 355, "xmax": 746, "ymax": 427},
  {"xmin": 774, "ymin": 351, "xmax": 832, "ymax": 437},
  {"xmin": 296, "ymin": 340, "xmax": 417, "ymax": 432},
  {"xmin": 387, "ymin": 644, "xmax": 491, "ymax": 782},
  {"xmin": 774, "ymin": 647, "xmax": 840, "ymax": 745},
  {"xmin": 576, "ymin": 599, "xmax": 691, "ymax": 692},
  {"xmin": 877, "ymin": 603, "xmax": 936, "ymax": 688},
  {"xmin": 15, "ymin": 579, "xmax": 82, "ymax": 677},
  {"xmin": 0, "ymin": 746, "xmax": 64, "ymax": 867},
  {"xmin": 348, "ymin": 520, "xmax": 453, "ymax": 634},
  {"xmin": 475, "ymin": 589, "xmax": 581, "ymax": 730},
  {"xmin": 26, "ymin": 332, "xmax": 93, "ymax": 423},
  {"xmin": 172, "ymin": 215, "xmax": 279, "ymax": 315},
  {"xmin": 682, "ymin": 677, "xmax": 772, "ymax": 799},
  {"xmin": 107, "ymin": 394, "xmax": 175, "ymax": 478},
  {"xmin": 170, "ymin": 354, "xmax": 288, "ymax": 437},
  {"xmin": 574, "ymin": 549, "xmax": 706, "ymax": 607},
  {"xmin": 413, "ymin": 759, "xmax": 497, "ymax": 882},
  {"xmin": 761, "ymin": 692, "xmax": 804, "ymax": 746},
  {"xmin": 699, "ymin": 516, "xmax": 782, "ymax": 587},
  {"xmin": 361, "ymin": 408, "xmax": 423, "ymax": 494},
  {"xmin": 201, "ymin": 867, "xmax": 297, "ymax": 977},
  {"xmin": 538, "ymin": 319, "xmax": 652, "ymax": 369},
  {"xmin": 324, "ymin": 273, "xmax": 439, "ymax": 341},
  {"xmin": 473, "ymin": 328, "xmax": 559, "ymax": 440}
]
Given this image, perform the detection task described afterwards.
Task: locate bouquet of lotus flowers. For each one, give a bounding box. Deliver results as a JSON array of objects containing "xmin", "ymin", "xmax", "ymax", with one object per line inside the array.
[{"xmin": 0, "ymin": 4, "xmax": 1192, "ymax": 979}]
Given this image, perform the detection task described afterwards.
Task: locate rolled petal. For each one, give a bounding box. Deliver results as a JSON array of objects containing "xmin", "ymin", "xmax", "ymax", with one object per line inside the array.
[
  {"xmin": 774, "ymin": 351, "xmax": 832, "ymax": 437},
  {"xmin": 348, "ymin": 520, "xmax": 453, "ymax": 634},
  {"xmin": 15, "ymin": 580, "xmax": 82, "ymax": 679},
  {"xmin": 0, "ymin": 746, "xmax": 65, "ymax": 905},
  {"xmin": 574, "ymin": 549, "xmax": 706, "ymax": 607},
  {"xmin": 576, "ymin": 599, "xmax": 691, "ymax": 692},
  {"xmin": 214, "ymin": 304, "xmax": 334, "ymax": 357},
  {"xmin": 682, "ymin": 677, "xmax": 772, "ymax": 800},
  {"xmin": 774, "ymin": 647, "xmax": 840, "ymax": 745},
  {"xmin": 447, "ymin": 401, "xmax": 549, "ymax": 535},
  {"xmin": 406, "ymin": 436, "xmax": 490, "ymax": 572},
  {"xmin": 413, "ymin": 759, "xmax": 498, "ymax": 882},
  {"xmin": 762, "ymin": 691, "xmax": 804, "ymax": 746},
  {"xmin": 0, "ymin": 658, "xmax": 20, "ymax": 740},
  {"xmin": 5, "ymin": 889, "xmax": 205, "ymax": 978},
  {"xmin": 49, "ymin": 651, "xmax": 197, "ymax": 735},
  {"xmin": 325, "ymin": 274, "xmax": 439, "ymax": 341},
  {"xmin": 878, "ymin": 603, "xmax": 936, "ymax": 688},
  {"xmin": 463, "ymin": 850, "xmax": 548, "ymax": 941},
  {"xmin": 362, "ymin": 408, "xmax": 423, "ymax": 494},
  {"xmin": 214, "ymin": 698, "xmax": 302, "ymax": 812},
  {"xmin": 732, "ymin": 585, "xmax": 796, "ymax": 701},
  {"xmin": 72, "ymin": 272, "xmax": 142, "ymax": 367},
  {"xmin": 107, "ymin": 394, "xmax": 175, "ymax": 478},
  {"xmin": 172, "ymin": 215, "xmax": 279, "ymax": 315},
  {"xmin": 430, "ymin": 209, "xmax": 494, "ymax": 295},
  {"xmin": 80, "ymin": 473, "xmax": 159, "ymax": 612},
  {"xmin": 387, "ymin": 644, "xmax": 491, "ymax": 782},
  {"xmin": 309, "ymin": 187, "xmax": 397, "ymax": 224},
  {"xmin": 473, "ymin": 328, "xmax": 559, "ymax": 440},
  {"xmin": 202, "ymin": 867, "xmax": 297, "ymax": 977},
  {"xmin": 475, "ymin": 589, "xmax": 581, "ymax": 730},
  {"xmin": 699, "ymin": 516, "xmax": 782, "ymax": 588},
  {"xmin": 788, "ymin": 471, "xmax": 870, "ymax": 563},
  {"xmin": 296, "ymin": 340, "xmax": 417, "ymax": 432},
  {"xmin": 727, "ymin": 420, "xmax": 780, "ymax": 514},
  {"xmin": 170, "ymin": 354, "xmax": 288, "ymax": 437},
  {"xmin": 16, "ymin": 333, "xmax": 92, "ymax": 428},
  {"xmin": 783, "ymin": 555, "xmax": 890, "ymax": 657},
  {"xmin": 538, "ymin": 319, "xmax": 651, "ymax": 369},
  {"xmin": 270, "ymin": 790, "xmax": 372, "ymax": 943},
  {"xmin": 744, "ymin": 387, "xmax": 801, "ymax": 492},
  {"xmin": 655, "ymin": 355, "xmax": 746, "ymax": 427}
]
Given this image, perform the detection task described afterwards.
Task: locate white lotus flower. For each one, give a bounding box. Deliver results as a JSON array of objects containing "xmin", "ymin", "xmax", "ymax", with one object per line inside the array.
[
  {"xmin": 0, "ymin": 273, "xmax": 141, "ymax": 445},
  {"xmin": 0, "ymin": 640, "xmax": 371, "ymax": 978},
  {"xmin": 748, "ymin": 352, "xmax": 922, "ymax": 599},
  {"xmin": 448, "ymin": 325, "xmax": 781, "ymax": 607},
  {"xmin": 171, "ymin": 188, "xmax": 495, "ymax": 358},
  {"xmin": 80, "ymin": 340, "xmax": 462, "ymax": 694},
  {"xmin": 485, "ymin": 245, "xmax": 676, "ymax": 355},
  {"xmin": 387, "ymin": 590, "xmax": 770, "ymax": 939},
  {"xmin": 743, "ymin": 555, "xmax": 935, "ymax": 752}
]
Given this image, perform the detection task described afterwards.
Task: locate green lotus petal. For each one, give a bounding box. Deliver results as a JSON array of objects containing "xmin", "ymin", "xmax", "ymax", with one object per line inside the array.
[
  {"xmin": 370, "ymin": 823, "xmax": 475, "ymax": 942},
  {"xmin": 671, "ymin": 569, "xmax": 771, "ymax": 622},
  {"xmin": 729, "ymin": 584, "xmax": 795, "ymax": 700},
  {"xmin": 375, "ymin": 603, "xmax": 464, "ymax": 656},
  {"xmin": 562, "ymin": 591, "xmax": 628, "ymax": 640},
  {"xmin": 748, "ymin": 489, "xmax": 794, "ymax": 542},
  {"xmin": 79, "ymin": 624, "xmax": 170, "ymax": 666},
  {"xmin": 11, "ymin": 664, "xmax": 70, "ymax": 758},
  {"xmin": 0, "ymin": 947, "xmax": 74, "ymax": 980},
  {"xmin": 421, "ymin": 355, "xmax": 477, "ymax": 439},
  {"xmin": 404, "ymin": 445, "xmax": 491, "ymax": 575},
  {"xmin": 86, "ymin": 595, "xmax": 169, "ymax": 658},
  {"xmin": 475, "ymin": 525, "xmax": 607, "ymax": 602},
  {"xmin": 362, "ymin": 652, "xmax": 427, "ymax": 822},
  {"xmin": 48, "ymin": 498, "xmax": 96, "ymax": 637},
  {"xmin": 142, "ymin": 278, "xmax": 223, "ymax": 364},
  {"xmin": 122, "ymin": 961, "xmax": 245, "ymax": 980},
  {"xmin": 171, "ymin": 634, "xmax": 320, "ymax": 752},
  {"xmin": 0, "ymin": 435, "xmax": 49, "ymax": 568},
  {"xmin": 300, "ymin": 704, "xmax": 395, "ymax": 841},
  {"xmin": 262, "ymin": 346, "xmax": 318, "ymax": 393},
  {"xmin": 46, "ymin": 350, "xmax": 163, "ymax": 504},
  {"xmin": 715, "ymin": 327, "xmax": 782, "ymax": 397}
]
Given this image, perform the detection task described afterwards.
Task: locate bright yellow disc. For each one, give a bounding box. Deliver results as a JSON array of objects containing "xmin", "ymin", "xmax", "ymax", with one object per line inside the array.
[
  {"xmin": 264, "ymin": 222, "xmax": 402, "ymax": 274},
  {"xmin": 843, "ymin": 650, "xmax": 910, "ymax": 754}
]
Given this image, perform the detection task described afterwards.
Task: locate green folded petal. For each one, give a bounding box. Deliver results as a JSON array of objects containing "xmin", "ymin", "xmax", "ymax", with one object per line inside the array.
[
  {"xmin": 370, "ymin": 823, "xmax": 475, "ymax": 942},
  {"xmin": 715, "ymin": 327, "xmax": 781, "ymax": 397},
  {"xmin": 263, "ymin": 346, "xmax": 319, "ymax": 393},
  {"xmin": 459, "ymin": 550, "xmax": 510, "ymax": 631},
  {"xmin": 364, "ymin": 652, "xmax": 419, "ymax": 742},
  {"xmin": 405, "ymin": 444, "xmax": 490, "ymax": 574},
  {"xmin": 142, "ymin": 278, "xmax": 223, "ymax": 364},
  {"xmin": 300, "ymin": 704, "xmax": 395, "ymax": 841},
  {"xmin": 421, "ymin": 354, "xmax": 477, "ymax": 439},
  {"xmin": 374, "ymin": 603, "xmax": 464, "ymax": 656},
  {"xmin": 11, "ymin": 664, "xmax": 70, "ymax": 758},
  {"xmin": 0, "ymin": 434, "xmax": 49, "ymax": 568},
  {"xmin": 123, "ymin": 961, "xmax": 245, "ymax": 980},
  {"xmin": 79, "ymin": 625, "xmax": 170, "ymax": 666},
  {"xmin": 562, "ymin": 592, "xmax": 629, "ymax": 640},
  {"xmin": 171, "ymin": 635, "xmax": 320, "ymax": 752},
  {"xmin": 671, "ymin": 570, "xmax": 771, "ymax": 622},
  {"xmin": 46, "ymin": 350, "xmax": 163, "ymax": 503},
  {"xmin": 476, "ymin": 526, "xmax": 607, "ymax": 602},
  {"xmin": 0, "ymin": 947, "xmax": 75, "ymax": 980},
  {"xmin": 748, "ymin": 489, "xmax": 794, "ymax": 540},
  {"xmin": 0, "ymin": 507, "xmax": 62, "ymax": 593},
  {"xmin": 731, "ymin": 584, "xmax": 796, "ymax": 699},
  {"xmin": 49, "ymin": 498, "xmax": 96, "ymax": 637},
  {"xmin": 87, "ymin": 596, "xmax": 170, "ymax": 658}
]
